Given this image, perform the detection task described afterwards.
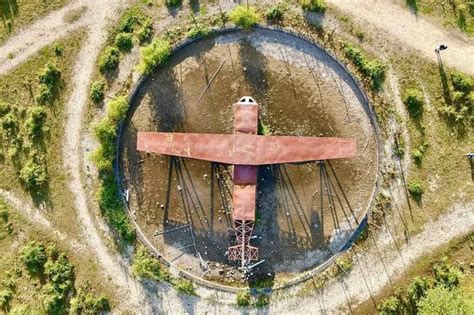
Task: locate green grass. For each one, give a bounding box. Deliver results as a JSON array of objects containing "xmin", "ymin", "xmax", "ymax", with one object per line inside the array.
[
  {"xmin": 0, "ymin": 198, "xmax": 111, "ymax": 313},
  {"xmin": 403, "ymin": 0, "xmax": 474, "ymax": 36},
  {"xmin": 0, "ymin": 0, "xmax": 69, "ymax": 44},
  {"xmin": 0, "ymin": 31, "xmax": 85, "ymax": 236},
  {"xmin": 229, "ymin": 5, "xmax": 261, "ymax": 30},
  {"xmin": 392, "ymin": 53, "xmax": 473, "ymax": 234}
]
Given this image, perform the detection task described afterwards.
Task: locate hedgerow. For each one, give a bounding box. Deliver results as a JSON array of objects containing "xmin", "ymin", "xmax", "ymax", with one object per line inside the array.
[
  {"xmin": 137, "ymin": 39, "xmax": 171, "ymax": 74},
  {"xmin": 340, "ymin": 42, "xmax": 385, "ymax": 90},
  {"xmin": 91, "ymin": 95, "xmax": 135, "ymax": 242},
  {"xmin": 25, "ymin": 106, "xmax": 47, "ymax": 139}
]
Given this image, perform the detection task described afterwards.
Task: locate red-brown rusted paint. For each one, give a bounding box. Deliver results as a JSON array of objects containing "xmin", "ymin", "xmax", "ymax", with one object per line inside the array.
[{"xmin": 137, "ymin": 97, "xmax": 357, "ymax": 267}]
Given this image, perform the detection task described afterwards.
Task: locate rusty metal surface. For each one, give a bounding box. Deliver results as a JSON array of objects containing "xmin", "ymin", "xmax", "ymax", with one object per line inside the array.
[
  {"xmin": 232, "ymin": 184, "xmax": 256, "ymax": 220},
  {"xmin": 233, "ymin": 165, "xmax": 257, "ymax": 185},
  {"xmin": 137, "ymin": 97, "xmax": 358, "ymax": 267},
  {"xmin": 137, "ymin": 132, "xmax": 356, "ymax": 165},
  {"xmin": 234, "ymin": 104, "xmax": 258, "ymax": 134}
]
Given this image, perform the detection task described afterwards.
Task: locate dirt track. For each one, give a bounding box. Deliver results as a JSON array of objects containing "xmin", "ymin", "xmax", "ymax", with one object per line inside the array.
[{"xmin": 327, "ymin": 0, "xmax": 474, "ymax": 75}]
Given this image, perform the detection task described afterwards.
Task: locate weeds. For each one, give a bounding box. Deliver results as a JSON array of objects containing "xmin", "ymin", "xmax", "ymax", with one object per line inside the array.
[
  {"xmin": 340, "ymin": 42, "xmax": 385, "ymax": 90},
  {"xmin": 137, "ymin": 39, "xmax": 171, "ymax": 74},
  {"xmin": 403, "ymin": 88, "xmax": 424, "ymax": 118},
  {"xmin": 115, "ymin": 32, "xmax": 134, "ymax": 52},
  {"xmin": 229, "ymin": 5, "xmax": 261, "ymax": 30},
  {"xmin": 300, "ymin": 0, "xmax": 326, "ymax": 13},
  {"xmin": 236, "ymin": 290, "xmax": 251, "ymax": 307},
  {"xmin": 98, "ymin": 46, "xmax": 120, "ymax": 73},
  {"xmin": 173, "ymin": 279, "xmax": 197, "ymax": 295},
  {"xmin": 265, "ymin": 2, "xmax": 288, "ymax": 22},
  {"xmin": 90, "ymin": 80, "xmax": 106, "ymax": 104},
  {"xmin": 131, "ymin": 246, "xmax": 170, "ymax": 282}
]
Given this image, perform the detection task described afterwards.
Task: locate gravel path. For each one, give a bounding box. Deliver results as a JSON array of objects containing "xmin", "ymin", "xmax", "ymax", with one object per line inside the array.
[
  {"xmin": 327, "ymin": 0, "xmax": 474, "ymax": 75},
  {"xmin": 269, "ymin": 202, "xmax": 474, "ymax": 314}
]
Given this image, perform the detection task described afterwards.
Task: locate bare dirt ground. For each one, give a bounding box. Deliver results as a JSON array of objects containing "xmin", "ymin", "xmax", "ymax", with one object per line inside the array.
[
  {"xmin": 327, "ymin": 0, "xmax": 474, "ymax": 75},
  {"xmin": 0, "ymin": 0, "xmax": 473, "ymax": 313}
]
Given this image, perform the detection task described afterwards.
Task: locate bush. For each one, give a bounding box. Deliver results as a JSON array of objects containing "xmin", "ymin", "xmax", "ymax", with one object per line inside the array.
[
  {"xmin": 406, "ymin": 277, "xmax": 431, "ymax": 308},
  {"xmin": 417, "ymin": 286, "xmax": 470, "ymax": 314},
  {"xmin": 19, "ymin": 158, "xmax": 47, "ymax": 189},
  {"xmin": 39, "ymin": 63, "xmax": 61, "ymax": 88},
  {"xmin": 1, "ymin": 112, "xmax": 17, "ymax": 135},
  {"xmin": 132, "ymin": 246, "xmax": 170, "ymax": 281},
  {"xmin": 265, "ymin": 2, "xmax": 288, "ymax": 21},
  {"xmin": 0, "ymin": 289, "xmax": 13, "ymax": 310},
  {"xmin": 451, "ymin": 71, "xmax": 473, "ymax": 94},
  {"xmin": 236, "ymin": 290, "xmax": 250, "ymax": 307},
  {"xmin": 25, "ymin": 106, "xmax": 47, "ymax": 139},
  {"xmin": 98, "ymin": 46, "xmax": 121, "ymax": 73},
  {"xmin": 115, "ymin": 32, "xmax": 134, "ymax": 52},
  {"xmin": 43, "ymin": 253, "xmax": 75, "ymax": 314},
  {"xmin": 300, "ymin": 0, "xmax": 326, "ymax": 12},
  {"xmin": 403, "ymin": 88, "xmax": 424, "ymax": 118},
  {"xmin": 229, "ymin": 5, "xmax": 261, "ymax": 30},
  {"xmin": 8, "ymin": 305, "xmax": 31, "ymax": 315},
  {"xmin": 255, "ymin": 294, "xmax": 270, "ymax": 308},
  {"xmin": 106, "ymin": 95, "xmax": 129, "ymax": 122},
  {"xmin": 378, "ymin": 296, "xmax": 402, "ymax": 314},
  {"xmin": 20, "ymin": 241, "xmax": 47, "ymax": 274},
  {"xmin": 70, "ymin": 284, "xmax": 110, "ymax": 313},
  {"xmin": 36, "ymin": 63, "xmax": 62, "ymax": 104},
  {"xmin": 341, "ymin": 42, "xmax": 385, "ymax": 89},
  {"xmin": 138, "ymin": 19, "xmax": 154, "ymax": 44},
  {"xmin": 0, "ymin": 102, "xmax": 10, "ymax": 116},
  {"xmin": 90, "ymin": 80, "xmax": 106, "ymax": 104},
  {"xmin": 165, "ymin": 0, "xmax": 182, "ymax": 8},
  {"xmin": 433, "ymin": 258, "xmax": 462, "ymax": 289},
  {"xmin": 97, "ymin": 176, "xmax": 135, "ymax": 241},
  {"xmin": 53, "ymin": 43, "xmax": 63, "ymax": 56},
  {"xmin": 335, "ymin": 254, "xmax": 353, "ymax": 275},
  {"xmin": 174, "ymin": 279, "xmax": 197, "ymax": 295},
  {"xmin": 138, "ymin": 39, "xmax": 171, "ymax": 74},
  {"xmin": 407, "ymin": 180, "xmax": 423, "ymax": 200},
  {"xmin": 372, "ymin": 192, "xmax": 391, "ymax": 224},
  {"xmin": 187, "ymin": 24, "xmax": 211, "ymax": 39}
]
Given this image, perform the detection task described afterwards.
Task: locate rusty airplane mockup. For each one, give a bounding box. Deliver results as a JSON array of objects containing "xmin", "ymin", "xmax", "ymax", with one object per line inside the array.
[{"xmin": 137, "ymin": 96, "xmax": 357, "ymax": 269}]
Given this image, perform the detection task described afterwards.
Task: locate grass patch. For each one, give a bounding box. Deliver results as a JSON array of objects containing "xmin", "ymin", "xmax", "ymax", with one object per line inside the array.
[
  {"xmin": 137, "ymin": 38, "xmax": 172, "ymax": 74},
  {"xmin": 300, "ymin": 0, "xmax": 326, "ymax": 13},
  {"xmin": 229, "ymin": 5, "xmax": 261, "ymax": 30},
  {"xmin": 265, "ymin": 2, "xmax": 288, "ymax": 22},
  {"xmin": 0, "ymin": 31, "xmax": 84, "ymax": 233},
  {"xmin": 340, "ymin": 41, "xmax": 385, "ymax": 90},
  {"xmin": 0, "ymin": 0, "xmax": 69, "ymax": 44},
  {"xmin": 131, "ymin": 245, "xmax": 170, "ymax": 282},
  {"xmin": 91, "ymin": 96, "xmax": 135, "ymax": 242},
  {"xmin": 236, "ymin": 290, "xmax": 250, "ymax": 307},
  {"xmin": 403, "ymin": 0, "xmax": 474, "ymax": 35}
]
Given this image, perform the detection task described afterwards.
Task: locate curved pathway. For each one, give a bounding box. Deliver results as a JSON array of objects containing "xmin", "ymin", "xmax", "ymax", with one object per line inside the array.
[{"xmin": 327, "ymin": 0, "xmax": 474, "ymax": 75}]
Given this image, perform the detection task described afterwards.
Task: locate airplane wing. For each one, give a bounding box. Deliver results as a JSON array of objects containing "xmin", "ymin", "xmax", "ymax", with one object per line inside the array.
[
  {"xmin": 254, "ymin": 136, "xmax": 356, "ymax": 164},
  {"xmin": 137, "ymin": 132, "xmax": 356, "ymax": 165},
  {"xmin": 137, "ymin": 132, "xmax": 236, "ymax": 164}
]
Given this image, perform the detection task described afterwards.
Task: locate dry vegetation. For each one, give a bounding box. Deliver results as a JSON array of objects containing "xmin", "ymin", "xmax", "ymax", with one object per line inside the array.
[{"xmin": 0, "ymin": 0, "xmax": 69, "ymax": 44}]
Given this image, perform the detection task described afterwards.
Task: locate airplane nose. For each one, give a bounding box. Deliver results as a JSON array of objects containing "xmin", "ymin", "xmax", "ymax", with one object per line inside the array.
[{"xmin": 238, "ymin": 96, "xmax": 255, "ymax": 104}]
